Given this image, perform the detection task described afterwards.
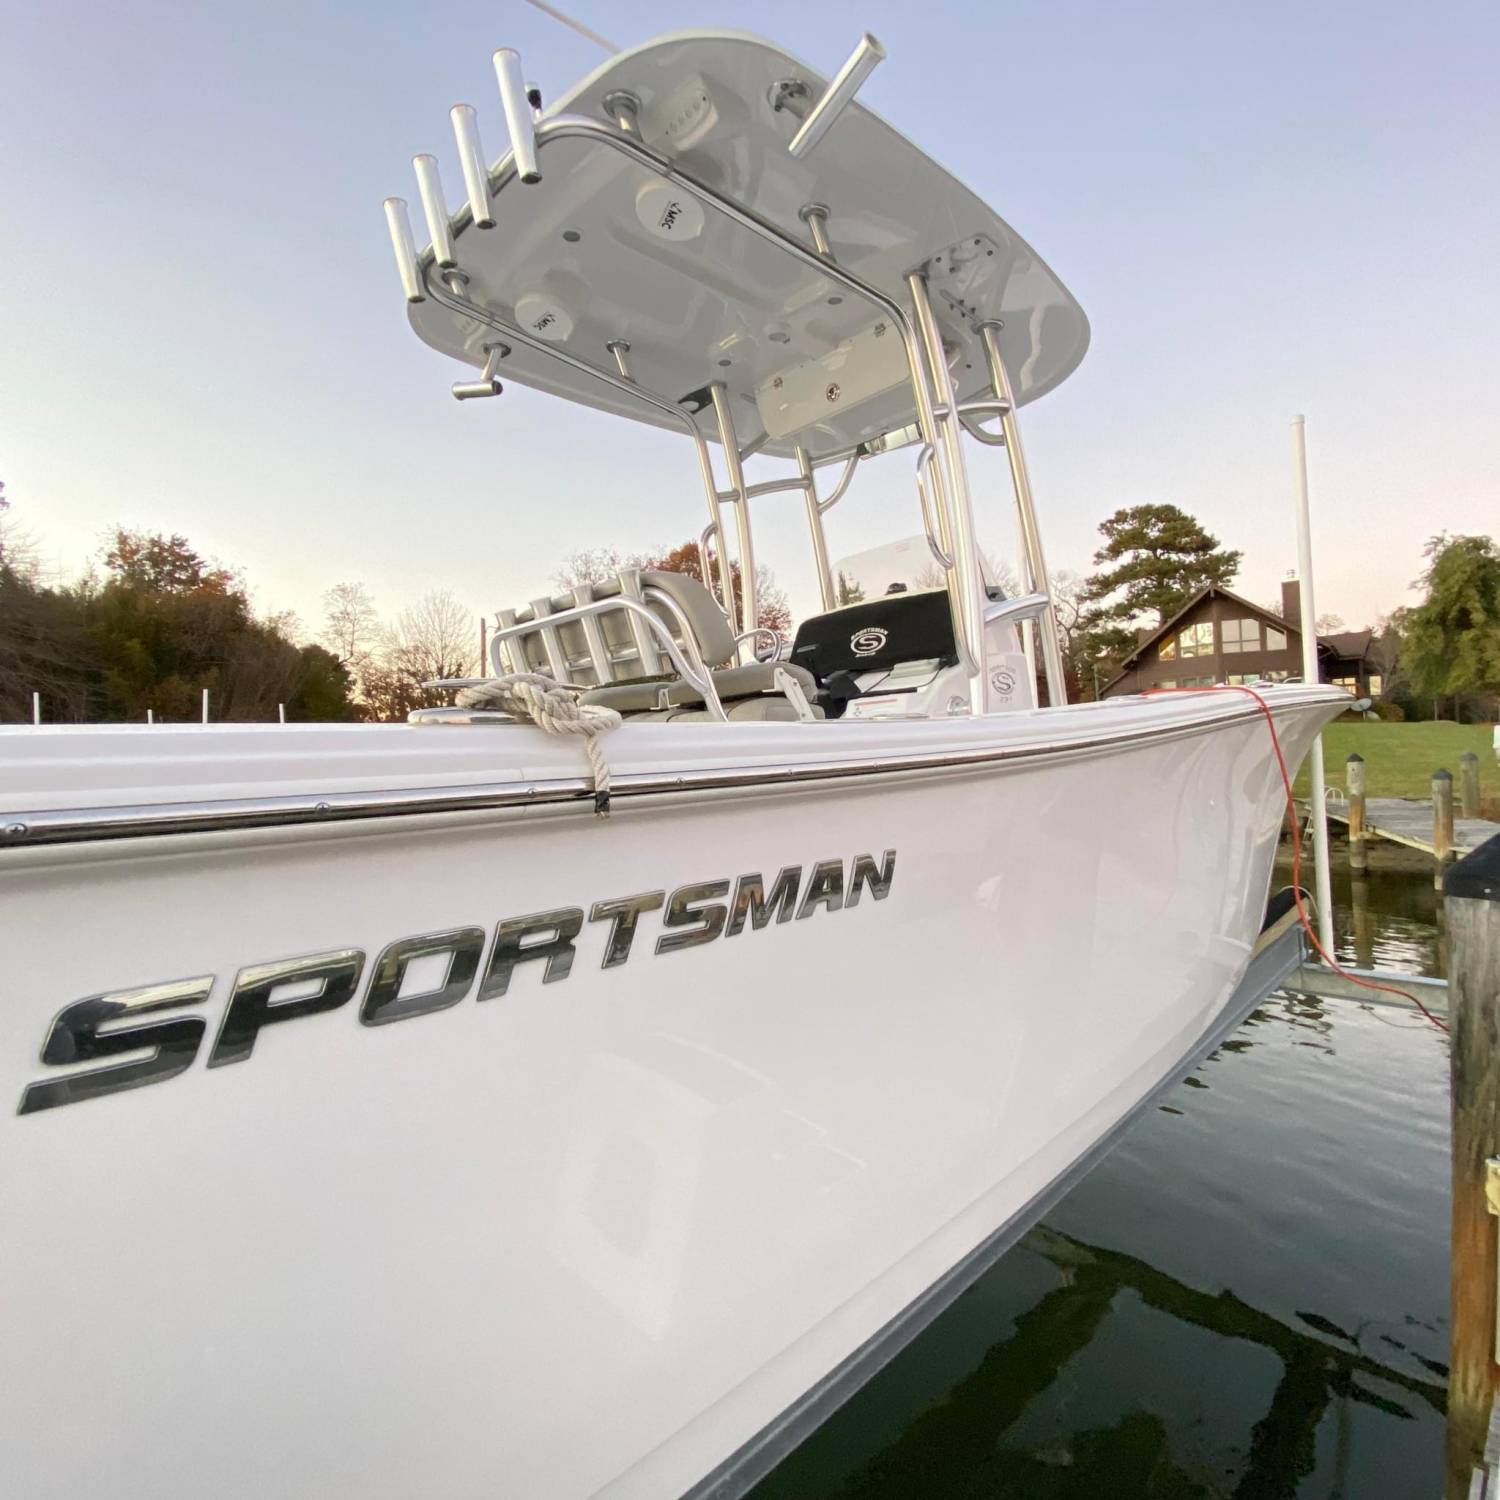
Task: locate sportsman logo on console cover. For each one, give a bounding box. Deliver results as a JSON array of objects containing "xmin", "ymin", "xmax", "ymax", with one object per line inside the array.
[
  {"xmin": 850, "ymin": 627, "xmax": 888, "ymax": 657},
  {"xmin": 825, "ymin": 382, "xmax": 841, "ymax": 404}
]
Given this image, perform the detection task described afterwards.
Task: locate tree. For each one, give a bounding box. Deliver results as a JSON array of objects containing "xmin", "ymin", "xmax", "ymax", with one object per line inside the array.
[
  {"xmin": 360, "ymin": 589, "xmax": 479, "ymax": 721},
  {"xmin": 553, "ymin": 548, "xmax": 637, "ymax": 591},
  {"xmin": 835, "ymin": 570, "xmax": 865, "ymax": 606},
  {"xmin": 1080, "ymin": 504, "xmax": 1241, "ymax": 630},
  {"xmin": 555, "ymin": 538, "xmax": 792, "ymax": 637},
  {"xmin": 104, "ymin": 529, "xmax": 239, "ymax": 597},
  {"xmin": 1316, "ymin": 612, "xmax": 1345, "ymax": 634},
  {"xmin": 321, "ymin": 582, "xmax": 380, "ymax": 694},
  {"xmin": 1397, "ymin": 534, "xmax": 1500, "ymax": 720}
]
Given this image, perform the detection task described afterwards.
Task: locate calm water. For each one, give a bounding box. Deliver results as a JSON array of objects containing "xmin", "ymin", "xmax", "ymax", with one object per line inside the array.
[{"xmin": 750, "ymin": 865, "xmax": 1450, "ymax": 1500}]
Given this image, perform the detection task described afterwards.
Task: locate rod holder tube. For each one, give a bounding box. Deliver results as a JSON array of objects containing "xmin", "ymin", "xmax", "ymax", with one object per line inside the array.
[
  {"xmin": 412, "ymin": 154, "xmax": 457, "ymax": 268},
  {"xmin": 450, "ymin": 105, "xmax": 495, "ymax": 228},
  {"xmin": 980, "ymin": 322, "xmax": 1068, "ymax": 705},
  {"xmin": 383, "ymin": 197, "xmax": 426, "ymax": 303},
  {"xmin": 494, "ymin": 49, "xmax": 541, "ymax": 183},
  {"xmin": 788, "ymin": 34, "xmax": 886, "ymax": 158}
]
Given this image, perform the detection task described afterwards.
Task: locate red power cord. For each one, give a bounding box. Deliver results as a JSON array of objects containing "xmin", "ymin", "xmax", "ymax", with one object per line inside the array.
[{"xmin": 1143, "ymin": 684, "xmax": 1448, "ymax": 1034}]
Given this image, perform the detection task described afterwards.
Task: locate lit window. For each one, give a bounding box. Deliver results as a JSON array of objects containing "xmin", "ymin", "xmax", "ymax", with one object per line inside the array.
[
  {"xmin": 1226, "ymin": 673, "xmax": 1254, "ymax": 685},
  {"xmin": 1368, "ymin": 674, "xmax": 1382, "ymax": 695},
  {"xmin": 1179, "ymin": 622, "xmax": 1214, "ymax": 658},
  {"xmin": 1159, "ymin": 636, "xmax": 1177, "ymax": 661},
  {"xmin": 1222, "ymin": 618, "xmax": 1261, "ymax": 654},
  {"xmin": 1333, "ymin": 677, "xmax": 1358, "ymax": 694},
  {"xmin": 1159, "ymin": 678, "xmax": 1177, "ymax": 689},
  {"xmin": 1265, "ymin": 626, "xmax": 1287, "ymax": 651}
]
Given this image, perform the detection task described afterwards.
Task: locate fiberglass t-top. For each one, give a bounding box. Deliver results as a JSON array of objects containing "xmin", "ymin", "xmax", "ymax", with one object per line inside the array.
[{"xmin": 383, "ymin": 29, "xmax": 1090, "ymax": 720}]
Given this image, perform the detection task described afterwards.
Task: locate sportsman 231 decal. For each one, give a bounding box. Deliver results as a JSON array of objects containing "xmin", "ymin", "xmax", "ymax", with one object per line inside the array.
[{"xmin": 16, "ymin": 851, "xmax": 896, "ymax": 1115}]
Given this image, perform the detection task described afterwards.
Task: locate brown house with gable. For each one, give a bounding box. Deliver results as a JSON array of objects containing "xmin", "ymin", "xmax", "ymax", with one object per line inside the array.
[{"xmin": 1099, "ymin": 580, "xmax": 1384, "ymax": 700}]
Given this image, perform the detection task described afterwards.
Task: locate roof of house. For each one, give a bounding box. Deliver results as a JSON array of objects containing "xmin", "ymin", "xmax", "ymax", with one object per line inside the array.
[
  {"xmin": 1322, "ymin": 630, "xmax": 1374, "ymax": 661},
  {"xmin": 1098, "ymin": 584, "xmax": 1372, "ymax": 695},
  {"xmin": 1109, "ymin": 585, "xmax": 1292, "ymax": 674}
]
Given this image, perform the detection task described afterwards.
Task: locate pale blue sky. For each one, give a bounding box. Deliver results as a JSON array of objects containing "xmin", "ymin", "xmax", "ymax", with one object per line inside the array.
[{"xmin": 2, "ymin": 1, "xmax": 1495, "ymax": 637}]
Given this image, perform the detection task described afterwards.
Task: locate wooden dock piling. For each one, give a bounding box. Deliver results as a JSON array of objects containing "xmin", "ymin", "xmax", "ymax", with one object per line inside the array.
[
  {"xmin": 1347, "ymin": 752, "xmax": 1367, "ymax": 873},
  {"xmin": 1435, "ymin": 771, "xmax": 1456, "ymax": 887},
  {"xmin": 1461, "ymin": 752, "xmax": 1482, "ymax": 821},
  {"xmin": 1445, "ymin": 833, "xmax": 1500, "ymax": 1499}
]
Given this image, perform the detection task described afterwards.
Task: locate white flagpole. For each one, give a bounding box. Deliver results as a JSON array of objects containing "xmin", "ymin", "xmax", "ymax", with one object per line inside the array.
[{"xmin": 1292, "ymin": 415, "xmax": 1335, "ymax": 953}]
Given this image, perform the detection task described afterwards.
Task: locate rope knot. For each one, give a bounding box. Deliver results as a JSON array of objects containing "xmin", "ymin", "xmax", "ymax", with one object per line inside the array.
[{"xmin": 453, "ymin": 673, "xmax": 623, "ymax": 816}]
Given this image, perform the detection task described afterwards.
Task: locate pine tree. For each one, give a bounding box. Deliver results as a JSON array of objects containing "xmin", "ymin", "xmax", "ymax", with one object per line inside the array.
[{"xmin": 1080, "ymin": 504, "xmax": 1241, "ymax": 628}]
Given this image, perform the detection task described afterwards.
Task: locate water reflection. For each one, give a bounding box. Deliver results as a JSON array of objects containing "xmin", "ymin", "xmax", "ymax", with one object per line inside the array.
[
  {"xmin": 1274, "ymin": 850, "xmax": 1446, "ymax": 979},
  {"xmin": 750, "ymin": 870, "xmax": 1450, "ymax": 1500}
]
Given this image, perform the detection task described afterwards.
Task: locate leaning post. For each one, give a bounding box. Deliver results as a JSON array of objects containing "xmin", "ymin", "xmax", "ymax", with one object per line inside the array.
[
  {"xmin": 1460, "ymin": 751, "xmax": 1481, "ymax": 820},
  {"xmin": 1444, "ymin": 833, "xmax": 1500, "ymax": 1498},
  {"xmin": 1347, "ymin": 752, "xmax": 1367, "ymax": 873},
  {"xmin": 1435, "ymin": 769, "xmax": 1455, "ymax": 886}
]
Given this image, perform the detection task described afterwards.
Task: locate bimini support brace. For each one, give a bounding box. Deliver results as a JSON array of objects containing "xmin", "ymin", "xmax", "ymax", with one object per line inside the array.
[
  {"xmin": 708, "ymin": 384, "xmax": 757, "ymax": 645},
  {"xmin": 978, "ymin": 322, "xmax": 1067, "ymax": 706},
  {"xmin": 908, "ymin": 271, "xmax": 985, "ymax": 704}
]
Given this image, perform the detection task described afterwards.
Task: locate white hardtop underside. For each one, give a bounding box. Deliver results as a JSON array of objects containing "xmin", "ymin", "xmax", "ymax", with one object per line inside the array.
[{"xmin": 406, "ymin": 30, "xmax": 1090, "ymax": 462}]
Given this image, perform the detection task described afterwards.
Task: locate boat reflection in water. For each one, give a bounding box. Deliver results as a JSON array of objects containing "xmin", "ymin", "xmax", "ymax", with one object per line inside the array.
[{"xmin": 751, "ymin": 934, "xmax": 1449, "ymax": 1500}]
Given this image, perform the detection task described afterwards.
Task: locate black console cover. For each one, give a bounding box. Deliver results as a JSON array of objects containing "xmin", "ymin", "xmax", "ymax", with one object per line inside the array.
[{"xmin": 790, "ymin": 589, "xmax": 958, "ymax": 679}]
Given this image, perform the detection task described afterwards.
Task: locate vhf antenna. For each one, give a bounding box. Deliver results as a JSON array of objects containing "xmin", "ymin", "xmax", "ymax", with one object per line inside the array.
[{"xmin": 520, "ymin": 0, "xmax": 618, "ymax": 55}]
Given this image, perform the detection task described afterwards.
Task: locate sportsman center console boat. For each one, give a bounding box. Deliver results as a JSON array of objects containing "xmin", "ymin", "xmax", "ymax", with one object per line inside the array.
[{"xmin": 0, "ymin": 28, "xmax": 1347, "ymax": 1500}]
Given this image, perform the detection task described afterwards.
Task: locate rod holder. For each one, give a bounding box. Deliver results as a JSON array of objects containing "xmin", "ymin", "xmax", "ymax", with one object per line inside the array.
[
  {"xmin": 383, "ymin": 197, "xmax": 426, "ymax": 303},
  {"xmin": 787, "ymin": 34, "xmax": 885, "ymax": 159},
  {"xmin": 493, "ymin": 48, "xmax": 541, "ymax": 184},
  {"xmin": 450, "ymin": 104, "xmax": 494, "ymax": 228},
  {"xmin": 452, "ymin": 344, "xmax": 505, "ymax": 401},
  {"xmin": 412, "ymin": 154, "xmax": 456, "ymax": 268}
]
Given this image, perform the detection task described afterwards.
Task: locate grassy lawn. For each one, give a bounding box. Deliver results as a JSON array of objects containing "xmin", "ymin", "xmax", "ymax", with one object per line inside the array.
[{"xmin": 1293, "ymin": 720, "xmax": 1499, "ymax": 802}]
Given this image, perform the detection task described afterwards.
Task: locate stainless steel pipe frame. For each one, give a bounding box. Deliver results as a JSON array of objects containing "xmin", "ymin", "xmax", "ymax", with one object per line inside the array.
[
  {"xmin": 787, "ymin": 34, "xmax": 886, "ymax": 159},
  {"xmin": 487, "ymin": 592, "xmax": 729, "ymax": 722},
  {"xmin": 978, "ymin": 322, "xmax": 1067, "ymax": 706},
  {"xmin": 708, "ymin": 383, "xmax": 757, "ymax": 646},
  {"xmin": 909, "ymin": 272, "xmax": 985, "ymax": 696},
  {"xmin": 406, "ymin": 108, "xmax": 1056, "ymax": 714}
]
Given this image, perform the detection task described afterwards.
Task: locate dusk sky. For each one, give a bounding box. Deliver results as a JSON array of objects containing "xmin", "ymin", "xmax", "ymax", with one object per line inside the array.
[{"xmin": 3, "ymin": 1, "xmax": 1495, "ymax": 639}]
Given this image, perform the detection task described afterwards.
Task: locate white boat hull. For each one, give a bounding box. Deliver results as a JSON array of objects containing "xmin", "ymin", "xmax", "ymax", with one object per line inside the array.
[{"xmin": 0, "ymin": 688, "xmax": 1344, "ymax": 1498}]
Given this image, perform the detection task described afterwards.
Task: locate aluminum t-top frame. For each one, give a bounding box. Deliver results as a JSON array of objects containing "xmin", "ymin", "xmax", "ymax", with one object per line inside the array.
[{"xmin": 383, "ymin": 30, "xmax": 1075, "ymax": 711}]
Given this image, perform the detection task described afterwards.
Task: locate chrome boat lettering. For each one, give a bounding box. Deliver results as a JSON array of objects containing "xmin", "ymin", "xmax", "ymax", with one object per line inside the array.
[{"xmin": 17, "ymin": 851, "xmax": 895, "ymax": 1114}]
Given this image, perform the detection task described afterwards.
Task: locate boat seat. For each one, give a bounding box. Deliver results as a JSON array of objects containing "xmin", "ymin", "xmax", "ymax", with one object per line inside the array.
[{"xmin": 580, "ymin": 660, "xmax": 817, "ymax": 714}]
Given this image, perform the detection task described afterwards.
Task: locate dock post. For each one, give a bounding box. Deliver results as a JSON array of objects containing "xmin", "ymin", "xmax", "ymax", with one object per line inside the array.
[
  {"xmin": 1444, "ymin": 833, "xmax": 1500, "ymax": 1499},
  {"xmin": 1347, "ymin": 752, "xmax": 1367, "ymax": 873},
  {"xmin": 1461, "ymin": 751, "xmax": 1482, "ymax": 820},
  {"xmin": 1435, "ymin": 770, "xmax": 1456, "ymax": 886}
]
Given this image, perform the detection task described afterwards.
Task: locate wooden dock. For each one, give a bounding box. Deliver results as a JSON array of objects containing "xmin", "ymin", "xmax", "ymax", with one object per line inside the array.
[{"xmin": 1319, "ymin": 793, "xmax": 1499, "ymax": 859}]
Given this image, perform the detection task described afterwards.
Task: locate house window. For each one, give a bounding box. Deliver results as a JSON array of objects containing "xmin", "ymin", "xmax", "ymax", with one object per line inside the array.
[
  {"xmin": 1222, "ymin": 618, "xmax": 1261, "ymax": 653},
  {"xmin": 1159, "ymin": 679, "xmax": 1176, "ymax": 689},
  {"xmin": 1178, "ymin": 675, "xmax": 1215, "ymax": 688},
  {"xmin": 1226, "ymin": 673, "xmax": 1256, "ymax": 685},
  {"xmin": 1332, "ymin": 677, "xmax": 1358, "ymax": 694},
  {"xmin": 1368, "ymin": 674, "xmax": 1383, "ymax": 696},
  {"xmin": 1265, "ymin": 626, "xmax": 1287, "ymax": 651},
  {"xmin": 1159, "ymin": 636, "xmax": 1177, "ymax": 661},
  {"xmin": 1261, "ymin": 670, "xmax": 1291, "ymax": 683},
  {"xmin": 1178, "ymin": 622, "xmax": 1214, "ymax": 658}
]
